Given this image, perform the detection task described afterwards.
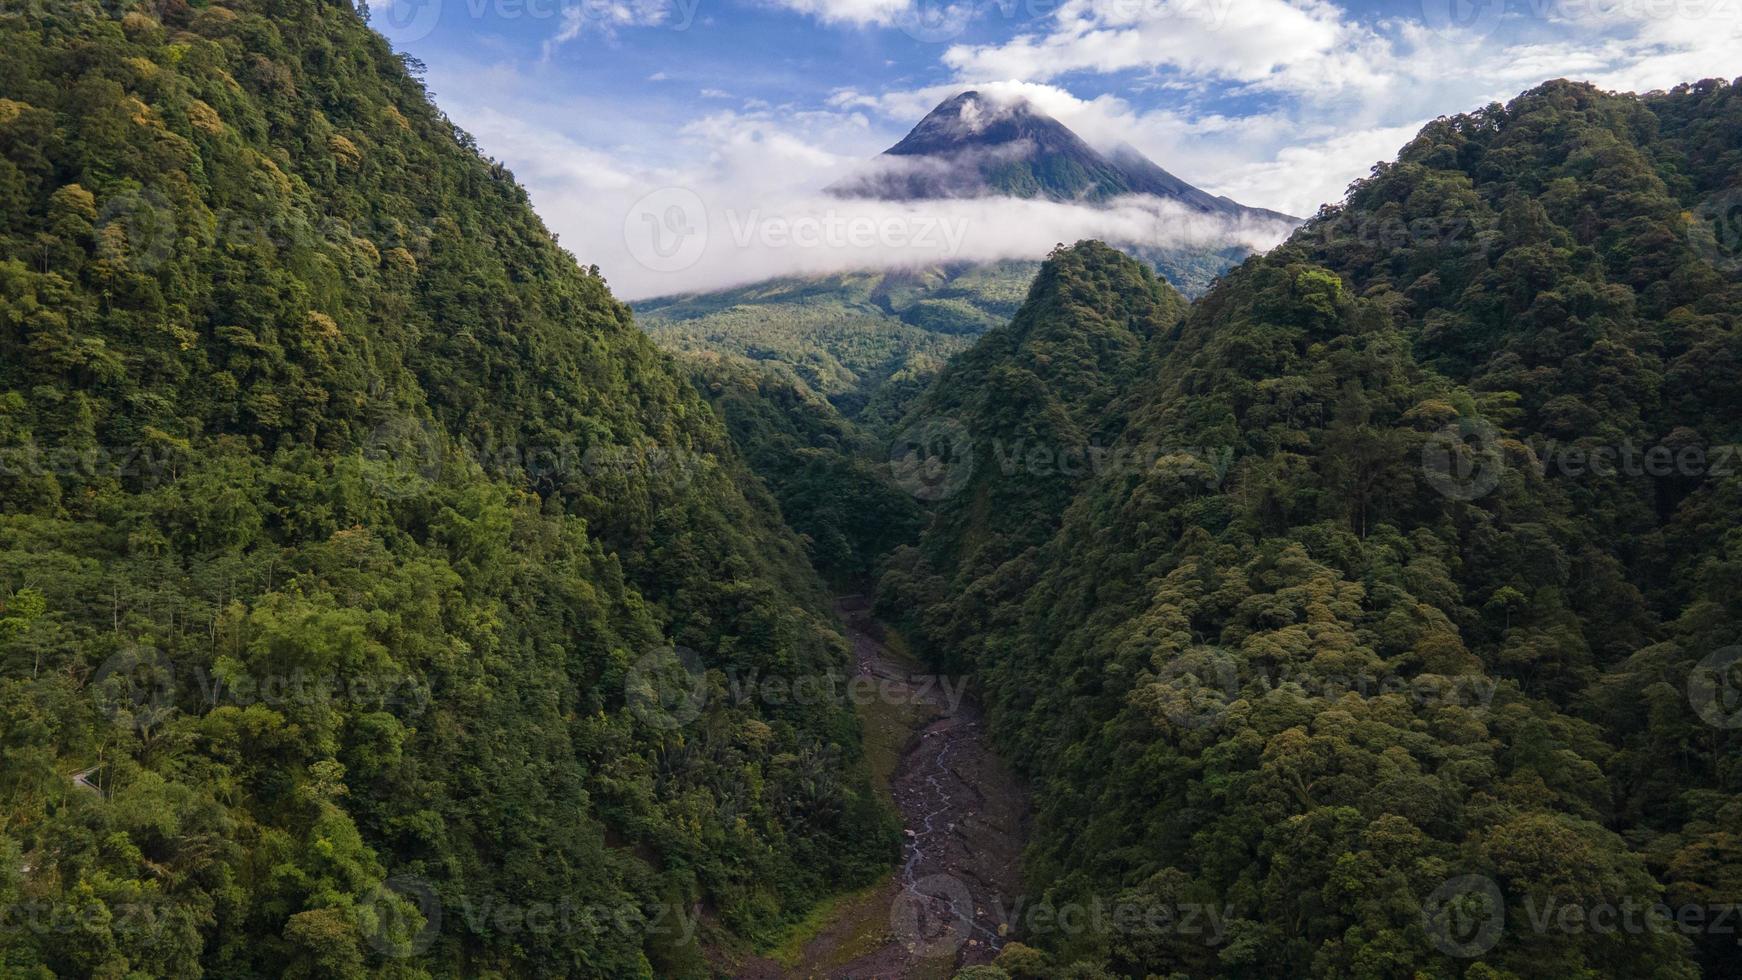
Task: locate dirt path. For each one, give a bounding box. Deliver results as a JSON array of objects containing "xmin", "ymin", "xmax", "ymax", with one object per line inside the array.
[{"xmin": 735, "ymin": 598, "xmax": 1027, "ymax": 979}]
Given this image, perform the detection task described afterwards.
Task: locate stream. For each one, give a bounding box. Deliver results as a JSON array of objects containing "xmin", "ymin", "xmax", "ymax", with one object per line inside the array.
[
  {"xmin": 826, "ymin": 597, "xmax": 1027, "ymax": 978},
  {"xmin": 733, "ymin": 599, "xmax": 1026, "ymax": 978}
]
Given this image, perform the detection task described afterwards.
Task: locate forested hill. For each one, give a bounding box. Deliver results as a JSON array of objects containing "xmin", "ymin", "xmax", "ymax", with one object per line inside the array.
[
  {"xmin": 882, "ymin": 79, "xmax": 1742, "ymax": 976},
  {"xmin": 0, "ymin": 2, "xmax": 892, "ymax": 977},
  {"xmin": 879, "ymin": 242, "xmax": 1189, "ymax": 672}
]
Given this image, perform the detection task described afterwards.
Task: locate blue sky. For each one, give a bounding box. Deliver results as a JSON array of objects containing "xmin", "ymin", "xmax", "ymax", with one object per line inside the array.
[{"xmin": 364, "ymin": 0, "xmax": 1742, "ymax": 296}]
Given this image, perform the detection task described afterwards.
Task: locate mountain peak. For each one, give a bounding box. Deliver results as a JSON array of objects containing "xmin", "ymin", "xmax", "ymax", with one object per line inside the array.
[
  {"xmin": 881, "ymin": 90, "xmax": 1088, "ymax": 161},
  {"xmin": 832, "ymin": 92, "xmax": 1297, "ymax": 222}
]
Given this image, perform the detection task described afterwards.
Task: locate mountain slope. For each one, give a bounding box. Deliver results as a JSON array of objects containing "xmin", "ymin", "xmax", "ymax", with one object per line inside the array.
[
  {"xmin": 0, "ymin": 3, "xmax": 891, "ymax": 977},
  {"xmin": 638, "ymin": 262, "xmax": 1035, "ymax": 431},
  {"xmin": 1107, "ymin": 141, "xmax": 1298, "ymax": 224},
  {"xmin": 881, "ymin": 78, "xmax": 1742, "ymax": 977}
]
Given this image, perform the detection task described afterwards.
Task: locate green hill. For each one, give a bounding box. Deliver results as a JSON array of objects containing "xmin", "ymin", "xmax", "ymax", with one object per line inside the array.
[
  {"xmin": 638, "ymin": 251, "xmax": 1251, "ymax": 436},
  {"xmin": 881, "ymin": 78, "xmax": 1742, "ymax": 977},
  {"xmin": 0, "ymin": 2, "xmax": 891, "ymax": 977},
  {"xmin": 877, "ymin": 242, "xmax": 1189, "ymax": 671}
]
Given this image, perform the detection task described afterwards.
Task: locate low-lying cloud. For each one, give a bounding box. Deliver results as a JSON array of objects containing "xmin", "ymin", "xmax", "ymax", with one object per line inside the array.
[{"xmin": 610, "ymin": 188, "xmax": 1296, "ymax": 299}]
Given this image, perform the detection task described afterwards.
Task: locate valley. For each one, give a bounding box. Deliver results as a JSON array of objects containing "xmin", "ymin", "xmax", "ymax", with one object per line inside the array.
[
  {"xmin": 1, "ymin": 1, "xmax": 1740, "ymax": 978},
  {"xmin": 735, "ymin": 598, "xmax": 1025, "ymax": 979}
]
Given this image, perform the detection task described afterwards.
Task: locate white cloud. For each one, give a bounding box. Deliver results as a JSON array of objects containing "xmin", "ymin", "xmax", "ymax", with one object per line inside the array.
[
  {"xmin": 542, "ymin": 0, "xmax": 700, "ymax": 50},
  {"xmin": 1209, "ymin": 121, "xmax": 1431, "ymax": 219},
  {"xmin": 619, "ymin": 192, "xmax": 1293, "ymax": 298},
  {"xmin": 942, "ymin": 0, "xmax": 1380, "ymax": 92}
]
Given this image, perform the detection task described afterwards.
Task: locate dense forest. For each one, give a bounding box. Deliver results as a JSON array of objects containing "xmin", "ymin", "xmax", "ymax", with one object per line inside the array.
[
  {"xmin": 0, "ymin": 1, "xmax": 895, "ymax": 976},
  {"xmin": 4, "ymin": 0, "xmax": 1742, "ymax": 978},
  {"xmin": 881, "ymin": 79, "xmax": 1742, "ymax": 977},
  {"xmin": 678, "ymin": 352, "xmax": 922, "ymax": 584}
]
